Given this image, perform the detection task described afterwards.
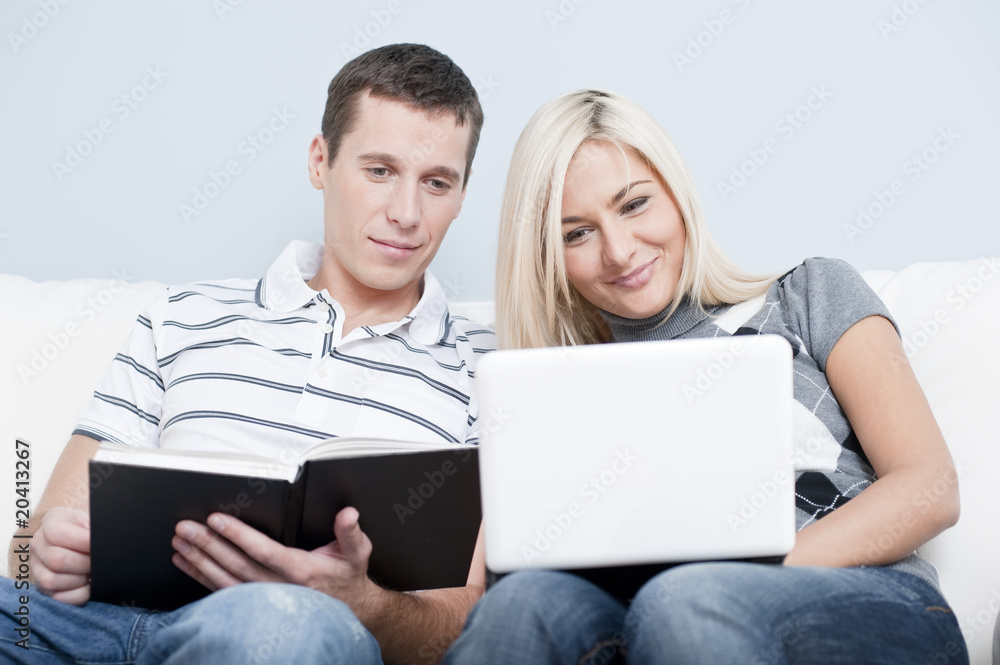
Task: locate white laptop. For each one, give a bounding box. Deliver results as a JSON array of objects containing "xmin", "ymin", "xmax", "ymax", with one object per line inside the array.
[{"xmin": 476, "ymin": 334, "xmax": 795, "ymax": 581}]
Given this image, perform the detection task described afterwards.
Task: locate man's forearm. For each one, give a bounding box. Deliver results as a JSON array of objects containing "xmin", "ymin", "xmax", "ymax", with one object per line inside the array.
[
  {"xmin": 356, "ymin": 583, "xmax": 482, "ymax": 665},
  {"xmin": 7, "ymin": 434, "xmax": 99, "ymax": 577}
]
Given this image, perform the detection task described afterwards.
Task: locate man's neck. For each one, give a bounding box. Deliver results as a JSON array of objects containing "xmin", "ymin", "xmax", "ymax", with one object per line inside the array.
[{"xmin": 306, "ymin": 263, "xmax": 423, "ymax": 335}]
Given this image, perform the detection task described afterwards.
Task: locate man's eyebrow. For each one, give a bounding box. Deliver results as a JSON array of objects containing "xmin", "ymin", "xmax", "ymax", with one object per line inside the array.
[
  {"xmin": 424, "ymin": 165, "xmax": 462, "ymax": 183},
  {"xmin": 358, "ymin": 152, "xmax": 400, "ymax": 165},
  {"xmin": 358, "ymin": 152, "xmax": 461, "ymax": 183}
]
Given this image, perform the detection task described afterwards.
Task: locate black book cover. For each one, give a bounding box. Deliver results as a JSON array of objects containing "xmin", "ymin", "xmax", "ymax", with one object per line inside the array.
[
  {"xmin": 296, "ymin": 447, "xmax": 481, "ymax": 592},
  {"xmin": 88, "ymin": 447, "xmax": 481, "ymax": 611}
]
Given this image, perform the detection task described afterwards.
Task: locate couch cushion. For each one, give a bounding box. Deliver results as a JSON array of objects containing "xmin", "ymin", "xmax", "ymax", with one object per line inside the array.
[
  {"xmin": 3, "ymin": 262, "xmax": 997, "ymax": 663},
  {"xmin": 0, "ymin": 275, "xmax": 166, "ymax": 551},
  {"xmin": 865, "ymin": 259, "xmax": 1000, "ymax": 665}
]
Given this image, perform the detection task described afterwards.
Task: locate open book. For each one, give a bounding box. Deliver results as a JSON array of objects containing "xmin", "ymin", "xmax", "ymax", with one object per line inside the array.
[{"xmin": 89, "ymin": 438, "xmax": 481, "ymax": 611}]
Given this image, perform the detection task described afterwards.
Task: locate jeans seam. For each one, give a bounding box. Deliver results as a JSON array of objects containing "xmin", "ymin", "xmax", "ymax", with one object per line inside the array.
[
  {"xmin": 578, "ymin": 633, "xmax": 627, "ymax": 665},
  {"xmin": 125, "ymin": 610, "xmax": 160, "ymax": 663}
]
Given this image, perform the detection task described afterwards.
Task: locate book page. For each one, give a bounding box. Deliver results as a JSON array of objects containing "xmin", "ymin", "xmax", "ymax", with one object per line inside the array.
[
  {"xmin": 298, "ymin": 437, "xmax": 465, "ymax": 463},
  {"xmin": 92, "ymin": 442, "xmax": 299, "ymax": 482}
]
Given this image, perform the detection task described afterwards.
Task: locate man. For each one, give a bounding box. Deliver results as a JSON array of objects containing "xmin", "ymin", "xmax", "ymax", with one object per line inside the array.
[{"xmin": 2, "ymin": 43, "xmax": 493, "ymax": 665}]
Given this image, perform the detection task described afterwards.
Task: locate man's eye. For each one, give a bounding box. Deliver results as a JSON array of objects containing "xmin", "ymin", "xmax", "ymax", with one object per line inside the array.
[
  {"xmin": 370, "ymin": 167, "xmax": 389, "ymax": 177},
  {"xmin": 429, "ymin": 179, "xmax": 447, "ymax": 190}
]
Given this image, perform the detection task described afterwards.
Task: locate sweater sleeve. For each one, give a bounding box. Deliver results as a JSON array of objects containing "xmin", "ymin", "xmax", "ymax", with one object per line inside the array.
[{"xmin": 776, "ymin": 257, "xmax": 898, "ymax": 372}]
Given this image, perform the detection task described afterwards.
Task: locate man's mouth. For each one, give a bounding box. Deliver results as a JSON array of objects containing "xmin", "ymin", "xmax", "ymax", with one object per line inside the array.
[{"xmin": 371, "ymin": 238, "xmax": 420, "ymax": 257}]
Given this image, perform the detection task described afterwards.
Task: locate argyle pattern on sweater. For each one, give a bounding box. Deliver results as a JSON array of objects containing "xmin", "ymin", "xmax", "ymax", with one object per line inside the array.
[{"xmin": 600, "ymin": 257, "xmax": 938, "ymax": 587}]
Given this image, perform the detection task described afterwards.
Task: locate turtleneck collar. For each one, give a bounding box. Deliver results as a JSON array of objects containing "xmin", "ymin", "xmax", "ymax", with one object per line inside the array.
[{"xmin": 598, "ymin": 296, "xmax": 715, "ymax": 343}]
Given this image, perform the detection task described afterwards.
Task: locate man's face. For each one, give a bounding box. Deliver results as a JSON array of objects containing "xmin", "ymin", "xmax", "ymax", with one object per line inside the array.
[{"xmin": 308, "ymin": 93, "xmax": 471, "ymax": 300}]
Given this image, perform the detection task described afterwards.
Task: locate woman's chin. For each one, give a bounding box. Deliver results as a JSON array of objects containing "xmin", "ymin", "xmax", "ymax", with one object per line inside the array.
[{"xmin": 604, "ymin": 299, "xmax": 670, "ymax": 321}]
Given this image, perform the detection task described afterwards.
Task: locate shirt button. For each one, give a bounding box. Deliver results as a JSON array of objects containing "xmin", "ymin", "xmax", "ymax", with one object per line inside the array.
[
  {"xmin": 320, "ymin": 323, "xmax": 334, "ymax": 334},
  {"xmin": 317, "ymin": 366, "xmax": 329, "ymax": 379}
]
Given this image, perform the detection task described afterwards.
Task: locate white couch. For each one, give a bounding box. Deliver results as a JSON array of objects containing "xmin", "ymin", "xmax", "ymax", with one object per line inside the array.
[{"xmin": 2, "ymin": 260, "xmax": 998, "ymax": 663}]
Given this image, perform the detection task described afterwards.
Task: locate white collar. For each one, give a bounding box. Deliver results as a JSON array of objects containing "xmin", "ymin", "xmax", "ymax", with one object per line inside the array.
[{"xmin": 254, "ymin": 240, "xmax": 451, "ymax": 345}]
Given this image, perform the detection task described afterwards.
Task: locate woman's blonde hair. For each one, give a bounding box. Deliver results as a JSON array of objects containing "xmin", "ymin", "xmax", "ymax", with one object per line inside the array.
[{"xmin": 495, "ymin": 89, "xmax": 776, "ymax": 350}]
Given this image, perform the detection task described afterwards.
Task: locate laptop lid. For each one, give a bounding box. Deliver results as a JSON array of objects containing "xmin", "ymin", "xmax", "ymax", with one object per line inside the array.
[{"xmin": 476, "ymin": 334, "xmax": 795, "ymax": 575}]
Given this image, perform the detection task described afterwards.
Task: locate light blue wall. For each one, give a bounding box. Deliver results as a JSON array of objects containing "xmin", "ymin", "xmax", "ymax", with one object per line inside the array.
[{"xmin": 2, "ymin": 0, "xmax": 998, "ymax": 301}]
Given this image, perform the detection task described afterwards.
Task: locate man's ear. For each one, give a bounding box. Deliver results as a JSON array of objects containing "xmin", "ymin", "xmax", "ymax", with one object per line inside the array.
[{"xmin": 307, "ymin": 135, "xmax": 328, "ymax": 191}]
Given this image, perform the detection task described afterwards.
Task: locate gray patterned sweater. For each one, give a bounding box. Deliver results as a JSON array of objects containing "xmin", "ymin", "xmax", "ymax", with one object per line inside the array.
[{"xmin": 599, "ymin": 257, "xmax": 938, "ymax": 588}]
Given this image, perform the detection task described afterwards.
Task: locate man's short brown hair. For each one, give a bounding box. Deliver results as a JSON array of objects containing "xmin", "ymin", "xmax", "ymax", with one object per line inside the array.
[{"xmin": 321, "ymin": 43, "xmax": 483, "ymax": 187}]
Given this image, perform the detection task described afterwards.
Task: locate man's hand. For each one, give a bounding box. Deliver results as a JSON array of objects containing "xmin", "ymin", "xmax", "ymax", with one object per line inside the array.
[
  {"xmin": 32, "ymin": 506, "xmax": 92, "ymax": 605},
  {"xmin": 172, "ymin": 506, "xmax": 378, "ymax": 609},
  {"xmin": 176, "ymin": 511, "xmax": 486, "ymax": 665}
]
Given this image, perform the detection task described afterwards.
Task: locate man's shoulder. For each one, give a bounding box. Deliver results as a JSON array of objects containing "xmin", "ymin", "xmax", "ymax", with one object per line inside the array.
[
  {"xmin": 168, "ymin": 277, "xmax": 260, "ymax": 298},
  {"xmin": 444, "ymin": 312, "xmax": 496, "ymax": 354},
  {"xmin": 160, "ymin": 277, "xmax": 262, "ymax": 310},
  {"xmin": 131, "ymin": 277, "xmax": 265, "ymax": 333}
]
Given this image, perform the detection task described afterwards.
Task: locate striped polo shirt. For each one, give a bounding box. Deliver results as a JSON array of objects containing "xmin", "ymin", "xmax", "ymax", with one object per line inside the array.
[{"xmin": 74, "ymin": 240, "xmax": 496, "ymax": 459}]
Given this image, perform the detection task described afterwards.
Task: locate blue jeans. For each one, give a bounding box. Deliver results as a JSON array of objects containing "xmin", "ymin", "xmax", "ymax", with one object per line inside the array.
[
  {"xmin": 442, "ymin": 563, "xmax": 969, "ymax": 665},
  {"xmin": 0, "ymin": 579, "xmax": 383, "ymax": 664}
]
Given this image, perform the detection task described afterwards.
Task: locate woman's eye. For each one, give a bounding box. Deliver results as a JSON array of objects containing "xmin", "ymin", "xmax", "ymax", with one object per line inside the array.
[
  {"xmin": 563, "ymin": 228, "xmax": 590, "ymax": 245},
  {"xmin": 622, "ymin": 197, "xmax": 649, "ymax": 214}
]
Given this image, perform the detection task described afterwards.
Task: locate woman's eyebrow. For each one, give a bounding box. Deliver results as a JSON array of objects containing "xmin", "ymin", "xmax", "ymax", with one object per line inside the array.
[
  {"xmin": 562, "ymin": 179, "xmax": 654, "ymax": 224},
  {"xmin": 608, "ymin": 180, "xmax": 652, "ymax": 207}
]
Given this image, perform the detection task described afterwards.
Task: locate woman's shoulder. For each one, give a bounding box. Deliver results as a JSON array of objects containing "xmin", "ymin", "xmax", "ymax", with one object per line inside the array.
[
  {"xmin": 772, "ymin": 256, "xmax": 875, "ymax": 305},
  {"xmin": 771, "ymin": 256, "xmax": 895, "ymax": 368},
  {"xmin": 778, "ymin": 256, "xmax": 864, "ymax": 285},
  {"xmin": 709, "ymin": 258, "xmax": 877, "ymax": 335}
]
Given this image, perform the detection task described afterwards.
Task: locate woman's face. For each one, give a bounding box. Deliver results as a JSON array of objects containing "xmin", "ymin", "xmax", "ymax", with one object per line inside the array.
[{"xmin": 560, "ymin": 140, "xmax": 687, "ymax": 319}]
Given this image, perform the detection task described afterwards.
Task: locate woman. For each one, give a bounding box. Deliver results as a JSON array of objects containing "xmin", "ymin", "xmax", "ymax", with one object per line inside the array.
[{"xmin": 443, "ymin": 90, "xmax": 967, "ymax": 664}]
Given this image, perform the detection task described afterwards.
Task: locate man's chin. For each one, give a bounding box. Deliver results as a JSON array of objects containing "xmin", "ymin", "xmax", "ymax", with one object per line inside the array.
[{"xmin": 358, "ymin": 269, "xmax": 424, "ymax": 296}]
